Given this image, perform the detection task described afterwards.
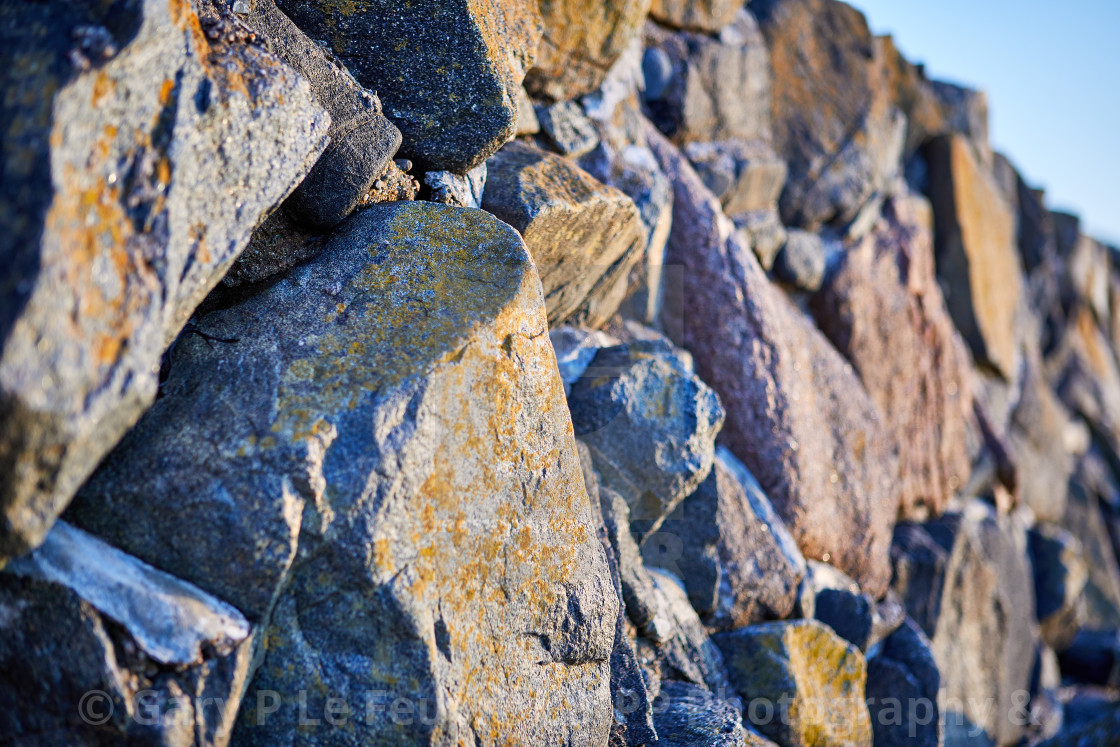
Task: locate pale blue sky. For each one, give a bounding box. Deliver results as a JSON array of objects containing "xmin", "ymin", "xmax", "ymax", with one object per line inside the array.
[{"xmin": 848, "ymin": 0, "xmax": 1120, "ymax": 245}]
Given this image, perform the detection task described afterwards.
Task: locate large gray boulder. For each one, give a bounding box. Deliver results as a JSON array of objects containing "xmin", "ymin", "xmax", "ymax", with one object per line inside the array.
[
  {"xmin": 891, "ymin": 501, "xmax": 1039, "ymax": 746},
  {"xmin": 481, "ymin": 140, "xmax": 647, "ymax": 328},
  {"xmin": 865, "ymin": 619, "xmax": 942, "ymax": 747},
  {"xmin": 0, "ymin": 0, "xmax": 330, "ymax": 564},
  {"xmin": 644, "ymin": 447, "xmax": 805, "ymax": 631},
  {"xmin": 68, "ymin": 203, "xmax": 617, "ymax": 745},
  {"xmin": 649, "ymin": 122, "xmax": 899, "ymax": 598},
  {"xmin": 276, "ymin": 0, "xmax": 542, "ymax": 173}
]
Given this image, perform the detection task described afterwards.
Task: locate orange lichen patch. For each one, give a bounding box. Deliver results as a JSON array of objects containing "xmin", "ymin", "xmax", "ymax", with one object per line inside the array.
[{"xmin": 92, "ymin": 71, "xmax": 116, "ymax": 108}]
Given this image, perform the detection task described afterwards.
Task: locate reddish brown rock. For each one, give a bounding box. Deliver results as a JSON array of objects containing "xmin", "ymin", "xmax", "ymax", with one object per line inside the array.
[
  {"xmin": 925, "ymin": 134, "xmax": 1023, "ymax": 380},
  {"xmin": 526, "ymin": 0, "xmax": 652, "ymax": 101},
  {"xmin": 811, "ymin": 193, "xmax": 973, "ymax": 520},
  {"xmin": 649, "ymin": 124, "xmax": 899, "ymax": 598}
]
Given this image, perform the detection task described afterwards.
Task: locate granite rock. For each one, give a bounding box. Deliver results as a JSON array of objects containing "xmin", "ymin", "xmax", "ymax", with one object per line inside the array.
[
  {"xmin": 644, "ymin": 447, "xmax": 805, "ymax": 631},
  {"xmin": 67, "ymin": 203, "xmax": 617, "ymax": 745},
  {"xmin": 276, "ymin": 0, "xmax": 542, "ymax": 173},
  {"xmin": 0, "ymin": 0, "xmax": 329, "ymax": 563},
  {"xmin": 649, "ymin": 0, "xmax": 747, "ymax": 34},
  {"xmin": 864, "ymin": 619, "xmax": 942, "ymax": 747}
]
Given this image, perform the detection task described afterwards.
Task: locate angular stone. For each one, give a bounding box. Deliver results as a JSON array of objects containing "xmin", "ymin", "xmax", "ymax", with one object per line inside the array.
[
  {"xmin": 0, "ymin": 0, "xmax": 329, "ymax": 563},
  {"xmin": 1028, "ymin": 523, "xmax": 1088, "ymax": 650},
  {"xmin": 276, "ymin": 0, "xmax": 542, "ymax": 173},
  {"xmin": 424, "ymin": 162, "xmax": 488, "ymax": 209},
  {"xmin": 811, "ymin": 193, "xmax": 973, "ymax": 520},
  {"xmin": 567, "ymin": 340, "xmax": 725, "ymax": 539},
  {"xmin": 649, "ymin": 0, "xmax": 746, "ymax": 34},
  {"xmin": 652, "ymin": 681, "xmax": 760, "ymax": 747},
  {"xmin": 243, "ymin": 0, "xmax": 402, "ymax": 230},
  {"xmin": 650, "ymin": 125, "xmax": 899, "ymax": 597},
  {"xmin": 526, "ymin": 0, "xmax": 652, "ymax": 101},
  {"xmin": 734, "ymin": 209, "xmax": 788, "ymax": 270},
  {"xmin": 7, "ymin": 521, "xmax": 249, "ymax": 666},
  {"xmin": 66, "ymin": 203, "xmax": 616, "ymax": 745},
  {"xmin": 0, "ymin": 573, "xmax": 254, "ymax": 746},
  {"xmin": 684, "ymin": 139, "xmax": 787, "ymax": 217},
  {"xmin": 643, "ymin": 12, "xmax": 772, "ymax": 146},
  {"xmin": 865, "ymin": 619, "xmax": 942, "ymax": 747},
  {"xmin": 1068, "ymin": 233, "xmax": 1112, "ymax": 323},
  {"xmin": 536, "ymin": 99, "xmax": 601, "ymax": 157},
  {"xmin": 714, "ymin": 620, "xmax": 873, "ymax": 747},
  {"xmin": 753, "ymin": 0, "xmax": 905, "ymax": 230},
  {"xmin": 223, "ymin": 207, "xmax": 324, "ymax": 288},
  {"xmin": 924, "ymin": 134, "xmax": 1023, "ymax": 379},
  {"xmin": 772, "ymin": 229, "xmax": 827, "ymax": 292},
  {"xmin": 644, "ymin": 447, "xmax": 805, "ymax": 630},
  {"xmin": 890, "ymin": 501, "xmax": 1039, "ymax": 746},
  {"xmin": 482, "ymin": 140, "xmax": 647, "ymax": 327}
]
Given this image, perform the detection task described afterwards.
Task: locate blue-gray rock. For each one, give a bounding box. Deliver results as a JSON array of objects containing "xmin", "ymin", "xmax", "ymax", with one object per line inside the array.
[
  {"xmin": 0, "ymin": 0, "xmax": 329, "ymax": 564},
  {"xmin": 865, "ymin": 619, "xmax": 942, "ymax": 747},
  {"xmin": 424, "ymin": 163, "xmax": 488, "ymax": 209},
  {"xmin": 275, "ymin": 0, "xmax": 542, "ymax": 173},
  {"xmin": 1028, "ymin": 523, "xmax": 1088, "ymax": 649},
  {"xmin": 890, "ymin": 501, "xmax": 1039, "ymax": 746},
  {"xmin": 652, "ymin": 681, "xmax": 763, "ymax": 747},
  {"xmin": 242, "ymin": 0, "xmax": 401, "ymax": 231},
  {"xmin": 567, "ymin": 341, "xmax": 725, "ymax": 540},
  {"xmin": 772, "ymin": 229, "xmax": 828, "ymax": 292},
  {"xmin": 537, "ymin": 99, "xmax": 602, "ymax": 158},
  {"xmin": 67, "ymin": 203, "xmax": 618, "ymax": 745},
  {"xmin": 644, "ymin": 447, "xmax": 805, "ymax": 631},
  {"xmin": 684, "ymin": 139, "xmax": 787, "ymax": 218},
  {"xmin": 1057, "ymin": 629, "xmax": 1120, "ymax": 687}
]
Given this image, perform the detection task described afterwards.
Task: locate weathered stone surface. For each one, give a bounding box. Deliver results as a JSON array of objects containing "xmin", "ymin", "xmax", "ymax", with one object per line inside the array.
[
  {"xmin": 243, "ymin": 0, "xmax": 402, "ymax": 230},
  {"xmin": 568, "ymin": 340, "xmax": 725, "ymax": 540},
  {"xmin": 644, "ymin": 447, "xmax": 805, "ymax": 631},
  {"xmin": 714, "ymin": 620, "xmax": 873, "ymax": 747},
  {"xmin": 0, "ymin": 0, "xmax": 330, "ymax": 563},
  {"xmin": 865, "ymin": 619, "xmax": 942, "ymax": 747},
  {"xmin": 924, "ymin": 134, "xmax": 1023, "ymax": 379},
  {"xmin": 0, "ymin": 572, "xmax": 255, "ymax": 746},
  {"xmin": 649, "ymin": 0, "xmax": 746, "ymax": 34},
  {"xmin": 526, "ymin": 0, "xmax": 652, "ymax": 101},
  {"xmin": 652, "ymin": 681, "xmax": 759, "ymax": 747},
  {"xmin": 1028, "ymin": 523, "xmax": 1088, "ymax": 650},
  {"xmin": 772, "ymin": 229, "xmax": 827, "ymax": 292},
  {"xmin": 650, "ymin": 124, "xmax": 899, "ymax": 597},
  {"xmin": 890, "ymin": 501, "xmax": 1039, "ymax": 746},
  {"xmin": 537, "ymin": 99, "xmax": 602, "ymax": 157},
  {"xmin": 223, "ymin": 207, "xmax": 324, "ymax": 288},
  {"xmin": 643, "ymin": 12, "xmax": 772, "ymax": 146},
  {"xmin": 752, "ymin": 0, "xmax": 905, "ymax": 230},
  {"xmin": 67, "ymin": 203, "xmax": 616, "ymax": 745},
  {"xmin": 811, "ymin": 193, "xmax": 973, "ymax": 520},
  {"xmin": 7, "ymin": 521, "xmax": 248, "ymax": 667},
  {"xmin": 482, "ymin": 140, "xmax": 647, "ymax": 327},
  {"xmin": 685, "ymin": 139, "xmax": 787, "ymax": 218},
  {"xmin": 1069, "ymin": 233, "xmax": 1113, "ymax": 323},
  {"xmin": 424, "ymin": 163, "xmax": 488, "ymax": 209},
  {"xmin": 276, "ymin": 0, "xmax": 542, "ymax": 173},
  {"xmin": 1040, "ymin": 703, "xmax": 1120, "ymax": 747}
]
